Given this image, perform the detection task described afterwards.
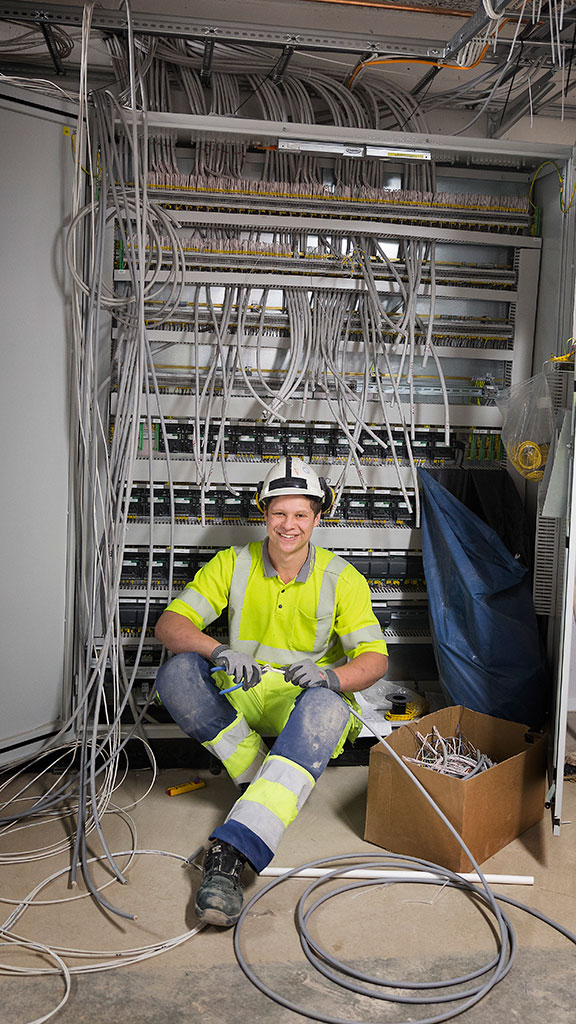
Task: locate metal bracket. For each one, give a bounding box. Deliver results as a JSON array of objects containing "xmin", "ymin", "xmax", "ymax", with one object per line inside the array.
[
  {"xmin": 491, "ymin": 71, "xmax": 557, "ymax": 139},
  {"xmin": 443, "ymin": 0, "xmax": 519, "ymax": 62},
  {"xmin": 0, "ymin": 2, "xmax": 448, "ymax": 58}
]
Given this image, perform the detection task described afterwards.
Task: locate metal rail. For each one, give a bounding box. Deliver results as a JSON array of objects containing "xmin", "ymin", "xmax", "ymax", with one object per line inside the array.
[{"xmin": 0, "ymin": 1, "xmax": 447, "ymax": 57}]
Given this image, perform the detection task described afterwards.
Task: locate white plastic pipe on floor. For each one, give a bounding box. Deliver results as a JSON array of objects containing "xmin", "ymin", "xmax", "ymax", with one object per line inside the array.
[{"xmin": 260, "ymin": 867, "xmax": 534, "ymax": 885}]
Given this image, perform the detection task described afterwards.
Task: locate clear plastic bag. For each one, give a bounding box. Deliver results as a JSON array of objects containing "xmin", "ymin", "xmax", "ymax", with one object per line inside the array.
[{"xmin": 496, "ymin": 372, "xmax": 554, "ymax": 481}]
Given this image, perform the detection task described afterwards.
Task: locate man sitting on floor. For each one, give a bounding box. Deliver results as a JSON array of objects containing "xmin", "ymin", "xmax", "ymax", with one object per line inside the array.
[{"xmin": 155, "ymin": 456, "xmax": 388, "ymax": 927}]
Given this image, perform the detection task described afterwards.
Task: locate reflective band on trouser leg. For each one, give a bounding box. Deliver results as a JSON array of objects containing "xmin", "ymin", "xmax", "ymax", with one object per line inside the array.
[
  {"xmin": 203, "ymin": 714, "xmax": 266, "ymax": 784},
  {"xmin": 212, "ymin": 754, "xmax": 314, "ymax": 872},
  {"xmin": 233, "ymin": 739, "xmax": 268, "ymax": 787}
]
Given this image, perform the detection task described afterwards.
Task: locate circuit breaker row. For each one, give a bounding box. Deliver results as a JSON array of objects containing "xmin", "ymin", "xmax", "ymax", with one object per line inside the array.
[
  {"xmin": 120, "ymin": 546, "xmax": 426, "ymax": 589},
  {"xmin": 131, "ymin": 419, "xmax": 465, "ymax": 463},
  {"xmin": 127, "ymin": 483, "xmax": 416, "ymax": 525}
]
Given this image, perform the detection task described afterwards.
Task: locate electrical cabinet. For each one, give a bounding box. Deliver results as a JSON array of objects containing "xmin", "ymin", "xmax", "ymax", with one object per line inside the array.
[
  {"xmin": 1, "ymin": 52, "xmax": 575, "ymax": 830},
  {"xmin": 106, "ymin": 110, "xmax": 547, "ymax": 736}
]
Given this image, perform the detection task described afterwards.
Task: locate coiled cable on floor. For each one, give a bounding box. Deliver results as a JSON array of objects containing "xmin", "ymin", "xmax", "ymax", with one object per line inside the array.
[{"xmin": 232, "ymin": 703, "xmax": 576, "ymax": 1024}]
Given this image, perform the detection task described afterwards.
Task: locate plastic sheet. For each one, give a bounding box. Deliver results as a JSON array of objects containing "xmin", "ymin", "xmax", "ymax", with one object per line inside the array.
[
  {"xmin": 423, "ymin": 466, "xmax": 532, "ymax": 569},
  {"xmin": 419, "ymin": 469, "xmax": 547, "ymax": 727},
  {"xmin": 496, "ymin": 372, "xmax": 554, "ymax": 481}
]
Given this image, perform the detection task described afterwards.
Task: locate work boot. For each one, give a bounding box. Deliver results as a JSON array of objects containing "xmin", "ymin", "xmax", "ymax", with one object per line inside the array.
[{"xmin": 195, "ymin": 840, "xmax": 246, "ymax": 927}]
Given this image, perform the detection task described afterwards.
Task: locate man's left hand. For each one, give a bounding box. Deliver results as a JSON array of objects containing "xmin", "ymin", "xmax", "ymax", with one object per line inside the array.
[{"xmin": 283, "ymin": 659, "xmax": 341, "ymax": 691}]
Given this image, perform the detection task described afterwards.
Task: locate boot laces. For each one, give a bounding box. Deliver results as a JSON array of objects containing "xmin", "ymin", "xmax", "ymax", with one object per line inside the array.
[{"xmin": 203, "ymin": 841, "xmax": 245, "ymax": 884}]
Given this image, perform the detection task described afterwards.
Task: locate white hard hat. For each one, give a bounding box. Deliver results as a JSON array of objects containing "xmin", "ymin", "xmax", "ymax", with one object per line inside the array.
[{"xmin": 256, "ymin": 456, "xmax": 334, "ymax": 512}]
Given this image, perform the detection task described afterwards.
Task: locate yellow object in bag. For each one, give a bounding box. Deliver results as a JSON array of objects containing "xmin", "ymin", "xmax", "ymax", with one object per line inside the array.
[{"xmin": 497, "ymin": 373, "xmax": 554, "ymax": 482}]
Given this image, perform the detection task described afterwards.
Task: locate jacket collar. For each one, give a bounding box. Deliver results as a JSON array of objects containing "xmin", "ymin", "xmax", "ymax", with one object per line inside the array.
[{"xmin": 262, "ymin": 539, "xmax": 316, "ymax": 582}]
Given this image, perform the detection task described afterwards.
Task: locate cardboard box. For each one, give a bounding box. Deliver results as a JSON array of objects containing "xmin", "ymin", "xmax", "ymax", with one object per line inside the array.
[{"xmin": 364, "ymin": 705, "xmax": 547, "ymax": 873}]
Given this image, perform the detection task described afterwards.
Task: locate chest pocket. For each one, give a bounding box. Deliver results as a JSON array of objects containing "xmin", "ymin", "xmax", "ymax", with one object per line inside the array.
[{"xmin": 290, "ymin": 608, "xmax": 335, "ymax": 657}]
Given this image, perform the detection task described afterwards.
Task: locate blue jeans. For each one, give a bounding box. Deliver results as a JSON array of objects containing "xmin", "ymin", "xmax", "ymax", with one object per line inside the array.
[{"xmin": 155, "ymin": 652, "xmax": 353, "ymax": 870}]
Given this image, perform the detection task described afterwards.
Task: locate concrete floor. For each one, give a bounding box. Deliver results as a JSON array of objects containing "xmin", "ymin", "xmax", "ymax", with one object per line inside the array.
[{"xmin": 2, "ymin": 726, "xmax": 576, "ymax": 1024}]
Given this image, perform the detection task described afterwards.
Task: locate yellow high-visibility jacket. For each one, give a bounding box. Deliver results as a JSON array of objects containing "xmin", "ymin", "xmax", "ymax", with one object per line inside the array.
[{"xmin": 167, "ymin": 539, "xmax": 388, "ymax": 670}]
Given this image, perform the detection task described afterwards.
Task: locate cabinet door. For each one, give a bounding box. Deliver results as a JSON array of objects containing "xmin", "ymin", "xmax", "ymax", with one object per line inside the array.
[
  {"xmin": 550, "ymin": 392, "xmax": 576, "ymax": 833},
  {"xmin": 0, "ymin": 89, "xmax": 75, "ymax": 762}
]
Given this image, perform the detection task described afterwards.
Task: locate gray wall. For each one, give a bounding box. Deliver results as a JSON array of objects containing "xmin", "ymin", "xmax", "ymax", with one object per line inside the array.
[{"xmin": 0, "ymin": 95, "xmax": 74, "ymax": 754}]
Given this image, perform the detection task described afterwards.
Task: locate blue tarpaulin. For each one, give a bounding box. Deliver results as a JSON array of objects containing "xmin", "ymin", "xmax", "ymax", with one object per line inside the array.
[{"xmin": 419, "ymin": 469, "xmax": 547, "ymax": 728}]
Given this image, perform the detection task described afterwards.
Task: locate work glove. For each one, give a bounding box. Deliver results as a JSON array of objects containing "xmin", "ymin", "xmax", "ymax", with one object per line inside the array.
[
  {"xmin": 283, "ymin": 658, "xmax": 341, "ymax": 691},
  {"xmin": 211, "ymin": 644, "xmax": 262, "ymax": 690}
]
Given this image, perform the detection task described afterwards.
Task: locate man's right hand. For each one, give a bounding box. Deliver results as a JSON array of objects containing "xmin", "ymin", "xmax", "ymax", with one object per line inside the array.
[{"xmin": 211, "ymin": 645, "xmax": 262, "ymax": 690}]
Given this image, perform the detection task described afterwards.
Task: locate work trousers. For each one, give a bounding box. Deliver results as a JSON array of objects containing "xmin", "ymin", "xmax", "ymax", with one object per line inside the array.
[{"xmin": 155, "ymin": 652, "xmax": 353, "ymax": 872}]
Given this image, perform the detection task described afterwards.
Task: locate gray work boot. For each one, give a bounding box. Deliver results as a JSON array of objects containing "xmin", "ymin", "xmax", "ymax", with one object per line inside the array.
[{"xmin": 195, "ymin": 841, "xmax": 246, "ymax": 927}]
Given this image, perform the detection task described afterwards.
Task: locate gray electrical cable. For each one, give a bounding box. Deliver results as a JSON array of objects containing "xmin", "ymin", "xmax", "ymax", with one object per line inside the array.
[{"xmin": 232, "ymin": 702, "xmax": 576, "ymax": 1023}]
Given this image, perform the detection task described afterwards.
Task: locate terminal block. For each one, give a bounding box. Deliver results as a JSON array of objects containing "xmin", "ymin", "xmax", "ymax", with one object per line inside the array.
[
  {"xmin": 126, "ymin": 483, "xmax": 417, "ymax": 526},
  {"xmin": 121, "ymin": 546, "xmax": 426, "ymax": 592},
  {"xmin": 374, "ymin": 604, "xmax": 430, "ymax": 634},
  {"xmin": 121, "ymin": 417, "xmax": 463, "ymax": 467}
]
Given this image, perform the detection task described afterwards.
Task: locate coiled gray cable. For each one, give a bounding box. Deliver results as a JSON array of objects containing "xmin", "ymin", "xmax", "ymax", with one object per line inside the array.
[{"xmin": 232, "ymin": 702, "xmax": 576, "ymax": 1023}]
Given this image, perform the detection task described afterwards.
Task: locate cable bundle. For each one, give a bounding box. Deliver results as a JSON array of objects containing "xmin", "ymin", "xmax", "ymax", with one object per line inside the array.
[
  {"xmin": 403, "ymin": 726, "xmax": 496, "ymax": 778},
  {"xmin": 0, "ymin": 1, "xmax": 185, "ymax": 922}
]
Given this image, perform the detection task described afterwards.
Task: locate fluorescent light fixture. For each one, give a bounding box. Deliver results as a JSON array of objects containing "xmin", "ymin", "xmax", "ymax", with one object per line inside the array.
[
  {"xmin": 366, "ymin": 145, "xmax": 432, "ymax": 161},
  {"xmin": 278, "ymin": 138, "xmax": 364, "ymax": 158}
]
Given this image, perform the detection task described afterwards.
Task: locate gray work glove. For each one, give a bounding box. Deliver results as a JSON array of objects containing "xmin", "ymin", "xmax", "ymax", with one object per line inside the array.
[
  {"xmin": 211, "ymin": 644, "xmax": 262, "ymax": 690},
  {"xmin": 283, "ymin": 658, "xmax": 341, "ymax": 691}
]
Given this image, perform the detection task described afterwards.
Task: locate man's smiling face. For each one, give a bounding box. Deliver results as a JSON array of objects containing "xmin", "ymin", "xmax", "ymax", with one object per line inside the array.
[{"xmin": 263, "ymin": 494, "xmax": 321, "ymax": 561}]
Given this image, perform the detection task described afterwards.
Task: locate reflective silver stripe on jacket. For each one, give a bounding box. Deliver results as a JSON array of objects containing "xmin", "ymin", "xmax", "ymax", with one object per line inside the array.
[
  {"xmin": 313, "ymin": 553, "xmax": 347, "ymax": 652},
  {"xmin": 339, "ymin": 623, "xmax": 386, "ymax": 651},
  {"xmin": 228, "ymin": 546, "xmax": 253, "ymax": 645},
  {"xmin": 203, "ymin": 714, "xmax": 251, "ymax": 762},
  {"xmin": 228, "ymin": 545, "xmax": 348, "ymax": 662},
  {"xmin": 172, "ymin": 586, "xmax": 217, "ymax": 625}
]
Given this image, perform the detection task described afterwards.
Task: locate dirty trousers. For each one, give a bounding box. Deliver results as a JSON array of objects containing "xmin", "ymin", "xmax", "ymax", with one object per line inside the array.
[{"xmin": 155, "ymin": 652, "xmax": 353, "ymax": 872}]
